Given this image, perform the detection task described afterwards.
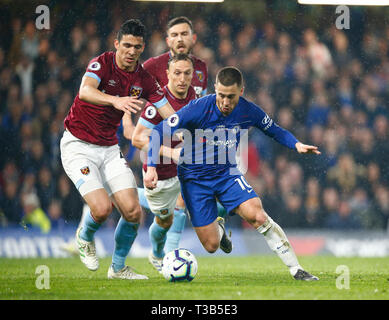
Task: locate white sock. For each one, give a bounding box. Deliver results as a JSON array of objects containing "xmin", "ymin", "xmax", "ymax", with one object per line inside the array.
[{"xmin": 257, "ymin": 217, "xmax": 302, "ymax": 276}]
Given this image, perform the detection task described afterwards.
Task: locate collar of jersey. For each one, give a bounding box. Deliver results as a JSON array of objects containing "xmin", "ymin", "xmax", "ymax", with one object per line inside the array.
[{"xmin": 165, "ymin": 85, "xmax": 192, "ymax": 103}]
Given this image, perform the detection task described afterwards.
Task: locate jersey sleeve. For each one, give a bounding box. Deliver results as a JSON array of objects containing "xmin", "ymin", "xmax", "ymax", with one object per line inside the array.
[
  {"xmin": 139, "ymin": 102, "xmax": 163, "ymax": 129},
  {"xmin": 147, "ymin": 99, "xmax": 199, "ymax": 167},
  {"xmin": 249, "ymin": 101, "xmax": 298, "ymax": 150},
  {"xmin": 84, "ymin": 54, "xmax": 107, "ymax": 84},
  {"xmin": 141, "ymin": 71, "xmax": 168, "ymax": 109}
]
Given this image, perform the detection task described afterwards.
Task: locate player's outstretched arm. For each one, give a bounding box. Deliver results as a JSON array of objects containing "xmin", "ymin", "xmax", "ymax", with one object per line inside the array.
[
  {"xmin": 144, "ymin": 166, "xmax": 158, "ymax": 189},
  {"xmin": 132, "ymin": 122, "xmax": 182, "ymax": 163},
  {"xmin": 295, "ymin": 142, "xmax": 321, "ymax": 155},
  {"xmin": 79, "ymin": 76, "xmax": 143, "ymax": 115}
]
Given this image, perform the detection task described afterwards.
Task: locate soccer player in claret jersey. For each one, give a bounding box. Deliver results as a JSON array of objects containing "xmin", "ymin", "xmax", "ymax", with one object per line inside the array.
[
  {"xmin": 60, "ymin": 19, "xmax": 175, "ymax": 280},
  {"xmin": 144, "ymin": 67, "xmax": 320, "ymax": 281},
  {"xmin": 139, "ymin": 17, "xmax": 229, "ymax": 255},
  {"xmin": 131, "ymin": 53, "xmax": 196, "ymax": 273},
  {"xmin": 117, "ymin": 16, "xmax": 213, "ymax": 258},
  {"xmin": 143, "ymin": 16, "xmax": 208, "ymax": 97}
]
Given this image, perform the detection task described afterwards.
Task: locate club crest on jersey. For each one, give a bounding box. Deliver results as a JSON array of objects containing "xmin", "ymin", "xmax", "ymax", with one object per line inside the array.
[
  {"xmin": 88, "ymin": 62, "xmax": 101, "ymax": 71},
  {"xmin": 232, "ymin": 125, "xmax": 240, "ymax": 134},
  {"xmin": 130, "ymin": 86, "xmax": 143, "ymax": 98},
  {"xmin": 195, "ymin": 71, "xmax": 204, "ymax": 82},
  {"xmin": 80, "ymin": 166, "xmax": 90, "ymax": 175},
  {"xmin": 160, "ymin": 209, "xmax": 169, "ymax": 216}
]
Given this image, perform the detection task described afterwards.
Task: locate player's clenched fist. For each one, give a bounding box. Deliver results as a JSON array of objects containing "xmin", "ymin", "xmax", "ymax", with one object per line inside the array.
[
  {"xmin": 112, "ymin": 96, "xmax": 144, "ymax": 115},
  {"xmin": 144, "ymin": 166, "xmax": 158, "ymax": 189}
]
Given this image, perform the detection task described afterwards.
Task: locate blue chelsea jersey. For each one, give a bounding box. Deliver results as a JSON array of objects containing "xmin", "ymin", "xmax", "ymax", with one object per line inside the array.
[{"xmin": 148, "ymin": 94, "xmax": 298, "ymax": 180}]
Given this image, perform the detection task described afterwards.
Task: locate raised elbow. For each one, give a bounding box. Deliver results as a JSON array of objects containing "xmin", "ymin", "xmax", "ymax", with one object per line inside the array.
[{"xmin": 78, "ymin": 87, "xmax": 88, "ymax": 102}]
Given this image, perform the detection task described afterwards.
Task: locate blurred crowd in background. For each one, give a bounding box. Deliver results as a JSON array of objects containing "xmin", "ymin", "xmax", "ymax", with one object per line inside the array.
[{"xmin": 0, "ymin": 1, "xmax": 388, "ymax": 233}]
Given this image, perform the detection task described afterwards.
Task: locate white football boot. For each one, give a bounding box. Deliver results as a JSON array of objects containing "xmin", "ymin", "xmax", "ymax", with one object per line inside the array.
[
  {"xmin": 107, "ymin": 265, "xmax": 149, "ymax": 280},
  {"xmin": 76, "ymin": 227, "xmax": 99, "ymax": 271},
  {"xmin": 148, "ymin": 252, "xmax": 163, "ymax": 274}
]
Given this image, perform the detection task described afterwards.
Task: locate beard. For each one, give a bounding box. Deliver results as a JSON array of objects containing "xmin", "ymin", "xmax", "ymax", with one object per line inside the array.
[{"xmin": 172, "ymin": 44, "xmax": 193, "ymax": 55}]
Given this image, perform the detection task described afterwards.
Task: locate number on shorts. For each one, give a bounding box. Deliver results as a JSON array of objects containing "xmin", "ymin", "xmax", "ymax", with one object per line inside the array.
[{"xmin": 234, "ymin": 176, "xmax": 252, "ymax": 191}]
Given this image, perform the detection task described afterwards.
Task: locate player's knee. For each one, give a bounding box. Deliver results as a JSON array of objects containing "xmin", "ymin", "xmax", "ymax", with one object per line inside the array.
[
  {"xmin": 205, "ymin": 242, "xmax": 219, "ymax": 253},
  {"xmin": 244, "ymin": 207, "xmax": 268, "ymax": 229},
  {"xmin": 91, "ymin": 201, "xmax": 113, "ymax": 222},
  {"xmin": 122, "ymin": 205, "xmax": 142, "ymax": 223},
  {"xmin": 242, "ymin": 198, "xmax": 268, "ymax": 228},
  {"xmin": 203, "ymin": 239, "xmax": 219, "ymax": 253},
  {"xmin": 254, "ymin": 209, "xmax": 268, "ymax": 227}
]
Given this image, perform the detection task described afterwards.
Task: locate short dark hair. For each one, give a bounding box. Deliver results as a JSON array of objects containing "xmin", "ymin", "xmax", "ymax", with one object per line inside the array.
[
  {"xmin": 216, "ymin": 67, "xmax": 243, "ymax": 88},
  {"xmin": 167, "ymin": 16, "xmax": 193, "ymax": 34},
  {"xmin": 117, "ymin": 19, "xmax": 146, "ymax": 42},
  {"xmin": 167, "ymin": 53, "xmax": 194, "ymax": 69}
]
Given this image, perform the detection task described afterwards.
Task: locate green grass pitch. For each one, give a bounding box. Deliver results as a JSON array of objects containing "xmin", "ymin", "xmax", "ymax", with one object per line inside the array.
[{"xmin": 0, "ymin": 256, "xmax": 388, "ymax": 300}]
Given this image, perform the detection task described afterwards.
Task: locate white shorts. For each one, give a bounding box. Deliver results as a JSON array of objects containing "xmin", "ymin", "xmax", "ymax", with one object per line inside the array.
[
  {"xmin": 143, "ymin": 171, "xmax": 181, "ymax": 219},
  {"xmin": 60, "ymin": 130, "xmax": 137, "ymax": 197}
]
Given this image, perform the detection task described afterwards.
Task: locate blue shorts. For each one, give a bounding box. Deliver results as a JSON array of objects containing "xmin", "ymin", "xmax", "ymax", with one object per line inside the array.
[{"xmin": 179, "ymin": 174, "xmax": 258, "ymax": 227}]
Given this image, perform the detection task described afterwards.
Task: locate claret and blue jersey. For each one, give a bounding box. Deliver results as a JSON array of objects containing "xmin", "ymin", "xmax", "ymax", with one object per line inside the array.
[{"xmin": 147, "ymin": 94, "xmax": 299, "ymax": 227}]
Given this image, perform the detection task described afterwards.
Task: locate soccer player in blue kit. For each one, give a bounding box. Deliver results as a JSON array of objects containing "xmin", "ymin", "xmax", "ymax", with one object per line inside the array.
[{"xmin": 144, "ymin": 66, "xmax": 320, "ymax": 281}]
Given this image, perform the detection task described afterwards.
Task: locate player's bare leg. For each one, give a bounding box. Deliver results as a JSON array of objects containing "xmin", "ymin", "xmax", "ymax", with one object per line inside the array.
[
  {"xmin": 108, "ymin": 188, "xmax": 148, "ymax": 280},
  {"xmin": 235, "ymin": 197, "xmax": 318, "ymax": 281},
  {"xmin": 193, "ymin": 220, "xmax": 222, "ymax": 254},
  {"xmin": 76, "ymin": 188, "xmax": 112, "ymax": 271}
]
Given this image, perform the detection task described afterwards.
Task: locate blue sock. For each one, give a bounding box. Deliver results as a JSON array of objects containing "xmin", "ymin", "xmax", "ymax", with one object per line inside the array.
[
  {"xmin": 217, "ymin": 201, "xmax": 227, "ymax": 219},
  {"xmin": 149, "ymin": 219, "xmax": 169, "ymax": 259},
  {"xmin": 112, "ymin": 217, "xmax": 139, "ymax": 272},
  {"xmin": 79, "ymin": 211, "xmax": 101, "ymax": 242},
  {"xmin": 165, "ymin": 208, "xmax": 186, "ymax": 253},
  {"xmin": 138, "ymin": 187, "xmax": 150, "ymax": 211}
]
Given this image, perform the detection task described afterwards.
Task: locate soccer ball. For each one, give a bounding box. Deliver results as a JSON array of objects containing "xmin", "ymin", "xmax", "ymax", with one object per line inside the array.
[{"xmin": 161, "ymin": 248, "xmax": 198, "ymax": 282}]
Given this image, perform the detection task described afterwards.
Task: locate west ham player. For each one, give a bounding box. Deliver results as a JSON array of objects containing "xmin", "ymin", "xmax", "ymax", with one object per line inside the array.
[
  {"xmin": 60, "ymin": 19, "xmax": 175, "ymax": 280},
  {"xmin": 131, "ymin": 54, "xmax": 196, "ymax": 272},
  {"xmin": 144, "ymin": 67, "xmax": 320, "ymax": 281},
  {"xmin": 140, "ymin": 17, "xmax": 225, "ymax": 254},
  {"xmin": 143, "ymin": 16, "xmax": 208, "ymax": 97}
]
